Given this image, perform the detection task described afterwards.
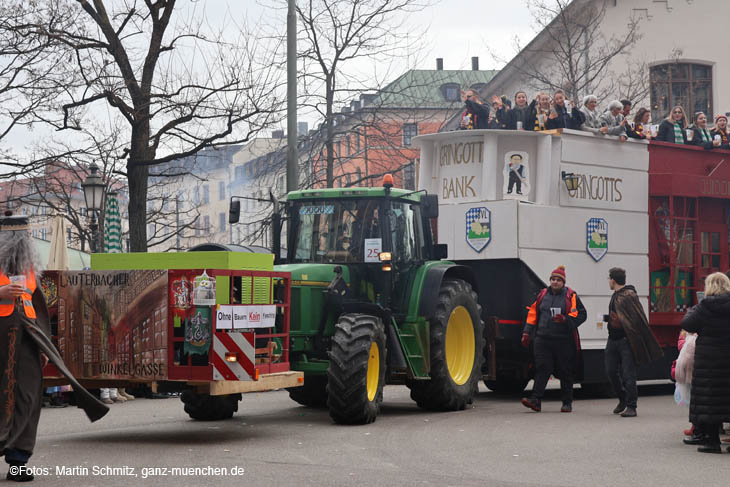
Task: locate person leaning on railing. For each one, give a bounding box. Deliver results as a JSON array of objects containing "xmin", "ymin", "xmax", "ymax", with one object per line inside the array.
[
  {"xmin": 688, "ymin": 112, "xmax": 716, "ymax": 149},
  {"xmin": 710, "ymin": 114, "xmax": 730, "ymax": 149},
  {"xmin": 625, "ymin": 108, "xmax": 653, "ymax": 140},
  {"xmin": 579, "ymin": 95, "xmax": 605, "ymax": 135},
  {"xmin": 494, "ymin": 91, "xmax": 531, "ymax": 130},
  {"xmin": 655, "ymin": 106, "xmax": 689, "ymax": 144},
  {"xmin": 600, "ymin": 100, "xmax": 628, "ymax": 142}
]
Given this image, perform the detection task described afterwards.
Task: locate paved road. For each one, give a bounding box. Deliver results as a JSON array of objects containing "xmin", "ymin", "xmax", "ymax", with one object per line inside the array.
[{"xmin": 27, "ymin": 383, "xmax": 727, "ymax": 486}]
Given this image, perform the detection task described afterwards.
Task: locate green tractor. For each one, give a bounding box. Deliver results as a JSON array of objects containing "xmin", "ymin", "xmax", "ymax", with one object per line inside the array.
[{"xmin": 231, "ymin": 178, "xmax": 484, "ymax": 424}]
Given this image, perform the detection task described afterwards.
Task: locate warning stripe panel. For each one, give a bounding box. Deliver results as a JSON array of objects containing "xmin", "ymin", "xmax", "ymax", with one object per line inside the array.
[{"xmin": 212, "ymin": 332, "xmax": 256, "ymax": 381}]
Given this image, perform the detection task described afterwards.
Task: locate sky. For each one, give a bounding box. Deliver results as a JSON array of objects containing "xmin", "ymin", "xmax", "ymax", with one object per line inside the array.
[{"xmin": 4, "ymin": 0, "xmax": 538, "ymax": 156}]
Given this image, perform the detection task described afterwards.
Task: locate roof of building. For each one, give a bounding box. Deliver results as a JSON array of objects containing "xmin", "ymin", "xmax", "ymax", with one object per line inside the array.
[{"xmin": 371, "ymin": 69, "xmax": 499, "ymax": 109}]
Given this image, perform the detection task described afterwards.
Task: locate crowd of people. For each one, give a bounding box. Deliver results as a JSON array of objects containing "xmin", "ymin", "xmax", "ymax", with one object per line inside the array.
[
  {"xmin": 459, "ymin": 88, "xmax": 730, "ymax": 150},
  {"xmin": 518, "ymin": 264, "xmax": 730, "ymax": 455}
]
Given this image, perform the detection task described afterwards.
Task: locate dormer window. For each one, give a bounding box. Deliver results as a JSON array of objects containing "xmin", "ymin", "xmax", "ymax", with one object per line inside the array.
[{"xmin": 441, "ymin": 83, "xmax": 461, "ymax": 102}]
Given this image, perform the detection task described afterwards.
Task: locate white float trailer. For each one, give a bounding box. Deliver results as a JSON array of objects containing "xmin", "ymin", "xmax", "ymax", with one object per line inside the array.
[{"xmin": 415, "ymin": 128, "xmax": 685, "ymax": 392}]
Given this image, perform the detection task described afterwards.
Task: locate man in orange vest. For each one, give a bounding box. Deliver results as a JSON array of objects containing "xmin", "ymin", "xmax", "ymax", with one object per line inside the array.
[
  {"xmin": 0, "ymin": 214, "xmax": 108, "ymax": 482},
  {"xmin": 520, "ymin": 265, "xmax": 586, "ymax": 413}
]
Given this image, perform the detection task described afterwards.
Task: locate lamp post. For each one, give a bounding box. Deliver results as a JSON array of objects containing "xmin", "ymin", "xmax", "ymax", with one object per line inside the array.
[
  {"xmin": 561, "ymin": 171, "xmax": 580, "ymax": 192},
  {"xmin": 82, "ymin": 163, "xmax": 105, "ymax": 253}
]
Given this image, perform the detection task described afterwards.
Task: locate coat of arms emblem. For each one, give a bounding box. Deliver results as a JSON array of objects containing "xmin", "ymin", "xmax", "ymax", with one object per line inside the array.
[
  {"xmin": 466, "ymin": 207, "xmax": 491, "ymax": 252},
  {"xmin": 587, "ymin": 217, "xmax": 608, "ymax": 262}
]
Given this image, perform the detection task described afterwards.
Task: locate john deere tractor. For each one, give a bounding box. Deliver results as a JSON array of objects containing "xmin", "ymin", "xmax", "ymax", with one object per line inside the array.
[{"xmin": 231, "ymin": 177, "xmax": 484, "ymax": 424}]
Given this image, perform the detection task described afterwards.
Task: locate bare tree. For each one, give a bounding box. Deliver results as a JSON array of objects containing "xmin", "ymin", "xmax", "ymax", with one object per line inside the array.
[
  {"xmin": 288, "ymin": 0, "xmax": 433, "ymax": 188},
  {"xmin": 490, "ymin": 0, "xmax": 642, "ymax": 102},
  {"xmin": 2, "ymin": 0, "xmax": 282, "ymax": 251}
]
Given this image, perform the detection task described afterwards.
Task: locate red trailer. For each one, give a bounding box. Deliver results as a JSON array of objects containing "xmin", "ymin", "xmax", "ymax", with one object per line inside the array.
[{"xmin": 41, "ymin": 252, "xmax": 302, "ymax": 420}]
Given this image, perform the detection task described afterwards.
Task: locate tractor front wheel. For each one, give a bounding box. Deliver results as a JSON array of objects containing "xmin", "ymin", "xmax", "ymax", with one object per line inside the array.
[
  {"xmin": 326, "ymin": 314, "xmax": 386, "ymax": 424},
  {"xmin": 180, "ymin": 391, "xmax": 241, "ymax": 421},
  {"xmin": 408, "ymin": 279, "xmax": 485, "ymax": 411}
]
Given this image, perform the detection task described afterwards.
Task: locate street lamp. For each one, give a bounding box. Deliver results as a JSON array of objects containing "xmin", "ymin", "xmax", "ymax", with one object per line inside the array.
[
  {"xmin": 561, "ymin": 171, "xmax": 580, "ymax": 192},
  {"xmin": 82, "ymin": 163, "xmax": 105, "ymax": 252}
]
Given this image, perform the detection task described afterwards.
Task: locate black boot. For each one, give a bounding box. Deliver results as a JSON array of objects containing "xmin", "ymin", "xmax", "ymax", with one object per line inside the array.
[
  {"xmin": 612, "ymin": 399, "xmax": 626, "ymax": 415},
  {"xmin": 521, "ymin": 397, "xmax": 541, "ymax": 412},
  {"xmin": 697, "ymin": 444, "xmax": 722, "ymax": 454},
  {"xmin": 6, "ymin": 462, "xmax": 34, "ymax": 482},
  {"xmin": 684, "ymin": 433, "xmax": 709, "ymax": 445}
]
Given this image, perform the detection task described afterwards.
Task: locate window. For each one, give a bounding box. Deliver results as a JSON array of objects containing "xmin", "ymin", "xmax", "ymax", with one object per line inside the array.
[
  {"xmin": 219, "ymin": 212, "xmax": 226, "ymax": 232},
  {"xmin": 219, "ymin": 181, "xmax": 225, "ymax": 200},
  {"xmin": 356, "ymin": 132, "xmax": 361, "ymax": 152},
  {"xmin": 193, "ymin": 187, "xmax": 200, "ymax": 205},
  {"xmin": 195, "ymin": 219, "xmax": 200, "ymax": 236},
  {"xmin": 202, "ymin": 185, "xmax": 210, "ymax": 205},
  {"xmin": 404, "ymin": 162, "xmax": 416, "ymax": 190},
  {"xmin": 441, "ymin": 83, "xmax": 461, "ymax": 102},
  {"xmin": 403, "ymin": 123, "xmax": 418, "ymax": 147},
  {"xmin": 40, "ymin": 228, "xmax": 47, "ymax": 240},
  {"xmin": 235, "ymin": 166, "xmax": 245, "ymax": 182},
  {"xmin": 203, "ymin": 215, "xmax": 210, "ymax": 233},
  {"xmin": 345, "ymin": 136, "xmax": 351, "ymax": 155},
  {"xmin": 650, "ymin": 63, "xmax": 713, "ymax": 122}
]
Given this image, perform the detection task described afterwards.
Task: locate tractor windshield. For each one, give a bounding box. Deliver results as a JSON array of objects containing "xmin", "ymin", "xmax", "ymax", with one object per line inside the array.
[{"xmin": 290, "ymin": 199, "xmax": 383, "ymax": 263}]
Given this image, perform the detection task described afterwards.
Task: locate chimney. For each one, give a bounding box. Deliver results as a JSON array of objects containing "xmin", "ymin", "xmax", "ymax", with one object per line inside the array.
[
  {"xmin": 471, "ymin": 57, "xmax": 479, "ymax": 71},
  {"xmin": 436, "ymin": 58, "xmax": 444, "ymax": 70}
]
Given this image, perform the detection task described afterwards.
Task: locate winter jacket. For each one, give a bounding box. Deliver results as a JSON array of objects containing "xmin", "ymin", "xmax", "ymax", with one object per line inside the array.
[
  {"xmin": 497, "ymin": 104, "xmax": 531, "ymax": 130},
  {"xmin": 671, "ymin": 331, "xmax": 687, "ymax": 381},
  {"xmin": 681, "ymin": 293, "xmax": 730, "ymax": 424},
  {"xmin": 689, "ymin": 125, "xmax": 714, "ymax": 149},
  {"xmin": 547, "ymin": 104, "xmax": 584, "ymax": 130},
  {"xmin": 625, "ymin": 122, "xmax": 649, "ymax": 140},
  {"xmin": 526, "ymin": 100, "xmax": 552, "ymax": 132},
  {"xmin": 459, "ymin": 99, "xmax": 491, "ymax": 130},
  {"xmin": 709, "ymin": 128, "xmax": 730, "ymax": 150},
  {"xmin": 655, "ymin": 119, "xmax": 688, "ymax": 144},
  {"xmin": 580, "ymin": 106, "xmax": 603, "ymax": 135},
  {"xmin": 599, "ymin": 111, "xmax": 625, "ymax": 136},
  {"xmin": 523, "ymin": 287, "xmax": 587, "ymax": 339}
]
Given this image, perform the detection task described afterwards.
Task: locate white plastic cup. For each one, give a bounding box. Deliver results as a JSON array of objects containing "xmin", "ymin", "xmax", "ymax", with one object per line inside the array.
[
  {"xmin": 565, "ymin": 101, "xmax": 572, "ymax": 112},
  {"xmin": 715, "ymin": 134, "xmax": 722, "ymax": 143},
  {"xmin": 686, "ymin": 129, "xmax": 693, "ymax": 140},
  {"xmin": 10, "ymin": 275, "xmax": 26, "ymax": 288},
  {"xmin": 550, "ymin": 307, "xmax": 561, "ymax": 317},
  {"xmin": 516, "ymin": 121, "xmax": 523, "ymax": 130}
]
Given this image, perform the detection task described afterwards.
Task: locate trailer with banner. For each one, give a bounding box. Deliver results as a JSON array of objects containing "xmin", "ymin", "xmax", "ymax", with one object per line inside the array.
[
  {"xmin": 41, "ymin": 251, "xmax": 302, "ymax": 420},
  {"xmin": 413, "ymin": 128, "xmax": 714, "ymax": 391}
]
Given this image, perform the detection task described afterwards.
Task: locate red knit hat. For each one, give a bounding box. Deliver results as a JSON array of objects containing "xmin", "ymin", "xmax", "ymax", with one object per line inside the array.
[
  {"xmin": 550, "ymin": 265, "xmax": 566, "ymax": 282},
  {"xmin": 716, "ymin": 114, "xmax": 728, "ymax": 123}
]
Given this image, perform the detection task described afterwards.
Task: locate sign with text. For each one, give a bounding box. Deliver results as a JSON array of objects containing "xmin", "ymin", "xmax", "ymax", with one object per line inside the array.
[
  {"xmin": 217, "ymin": 304, "xmax": 277, "ymax": 329},
  {"xmin": 436, "ymin": 136, "xmax": 484, "ymax": 203},
  {"xmin": 559, "ymin": 164, "xmax": 647, "ymax": 212}
]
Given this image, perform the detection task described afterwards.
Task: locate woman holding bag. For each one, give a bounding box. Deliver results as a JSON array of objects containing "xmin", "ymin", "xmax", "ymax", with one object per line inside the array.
[{"xmin": 680, "ymin": 272, "xmax": 730, "ymax": 453}]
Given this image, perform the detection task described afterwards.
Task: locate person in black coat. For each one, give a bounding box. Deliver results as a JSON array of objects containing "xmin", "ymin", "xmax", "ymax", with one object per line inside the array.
[
  {"xmin": 625, "ymin": 108, "xmax": 652, "ymax": 140},
  {"xmin": 680, "ymin": 272, "xmax": 730, "ymax": 453},
  {"xmin": 458, "ymin": 89, "xmax": 490, "ymax": 130},
  {"xmin": 688, "ymin": 112, "xmax": 715, "ymax": 149},
  {"xmin": 495, "ymin": 91, "xmax": 531, "ymax": 130},
  {"xmin": 655, "ymin": 106, "xmax": 689, "ymax": 144},
  {"xmin": 546, "ymin": 90, "xmax": 584, "ymax": 130}
]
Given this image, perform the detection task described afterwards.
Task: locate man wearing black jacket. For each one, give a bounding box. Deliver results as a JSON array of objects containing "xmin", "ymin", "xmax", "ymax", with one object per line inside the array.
[
  {"xmin": 520, "ymin": 265, "xmax": 587, "ymax": 413},
  {"xmin": 605, "ymin": 267, "xmax": 663, "ymax": 418},
  {"xmin": 459, "ymin": 89, "xmax": 490, "ymax": 130}
]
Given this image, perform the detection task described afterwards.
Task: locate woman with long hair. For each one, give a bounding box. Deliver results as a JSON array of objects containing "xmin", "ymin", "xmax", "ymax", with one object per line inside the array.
[
  {"xmin": 655, "ymin": 106, "xmax": 689, "ymax": 144},
  {"xmin": 494, "ymin": 91, "xmax": 531, "ymax": 130},
  {"xmin": 526, "ymin": 92, "xmax": 552, "ymax": 132},
  {"xmin": 689, "ymin": 112, "xmax": 716, "ymax": 149},
  {"xmin": 626, "ymin": 107, "xmax": 652, "ymax": 139},
  {"xmin": 681, "ymin": 272, "xmax": 730, "ymax": 453}
]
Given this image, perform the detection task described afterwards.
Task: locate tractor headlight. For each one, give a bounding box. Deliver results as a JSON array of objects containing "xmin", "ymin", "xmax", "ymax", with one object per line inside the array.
[{"xmin": 378, "ymin": 252, "xmax": 392, "ymax": 262}]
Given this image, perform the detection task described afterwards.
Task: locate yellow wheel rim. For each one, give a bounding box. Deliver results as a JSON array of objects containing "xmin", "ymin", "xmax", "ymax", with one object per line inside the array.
[
  {"xmin": 445, "ymin": 306, "xmax": 476, "ymax": 385},
  {"xmin": 366, "ymin": 342, "xmax": 380, "ymax": 401}
]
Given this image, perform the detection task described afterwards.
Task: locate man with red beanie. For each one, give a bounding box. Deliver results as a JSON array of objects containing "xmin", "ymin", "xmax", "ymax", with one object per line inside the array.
[{"xmin": 520, "ymin": 265, "xmax": 586, "ymax": 412}]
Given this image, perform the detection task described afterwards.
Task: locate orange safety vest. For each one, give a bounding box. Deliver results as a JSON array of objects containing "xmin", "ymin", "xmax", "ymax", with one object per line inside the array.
[{"xmin": 0, "ymin": 271, "xmax": 37, "ymax": 319}]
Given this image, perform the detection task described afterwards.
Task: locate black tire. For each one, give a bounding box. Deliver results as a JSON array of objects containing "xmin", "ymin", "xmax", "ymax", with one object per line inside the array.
[
  {"xmin": 326, "ymin": 314, "xmax": 386, "ymax": 425},
  {"xmin": 407, "ymin": 279, "xmax": 485, "ymax": 411},
  {"xmin": 180, "ymin": 391, "xmax": 241, "ymax": 421},
  {"xmin": 484, "ymin": 377, "xmax": 530, "ymax": 394},
  {"xmin": 287, "ymin": 375, "xmax": 328, "ymax": 408}
]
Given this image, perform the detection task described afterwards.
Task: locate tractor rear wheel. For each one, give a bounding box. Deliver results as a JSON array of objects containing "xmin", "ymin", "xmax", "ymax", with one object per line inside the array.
[
  {"xmin": 408, "ymin": 279, "xmax": 485, "ymax": 411},
  {"xmin": 287, "ymin": 375, "xmax": 328, "ymax": 408},
  {"xmin": 180, "ymin": 391, "xmax": 241, "ymax": 421},
  {"xmin": 326, "ymin": 313, "xmax": 386, "ymax": 424}
]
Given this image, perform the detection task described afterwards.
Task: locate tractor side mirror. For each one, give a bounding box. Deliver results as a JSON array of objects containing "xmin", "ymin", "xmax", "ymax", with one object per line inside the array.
[
  {"xmin": 229, "ymin": 199, "xmax": 241, "ymax": 224},
  {"xmin": 433, "ymin": 243, "xmax": 448, "ymax": 260},
  {"xmin": 421, "ymin": 194, "xmax": 439, "ymax": 219}
]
